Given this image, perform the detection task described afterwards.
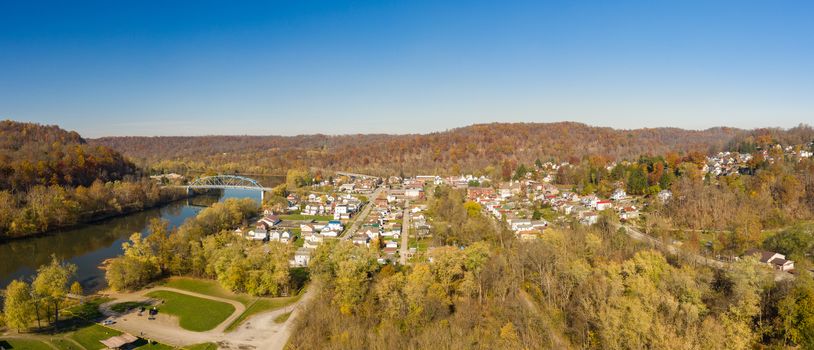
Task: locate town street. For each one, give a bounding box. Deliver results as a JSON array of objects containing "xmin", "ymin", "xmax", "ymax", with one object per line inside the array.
[
  {"xmin": 399, "ymin": 200, "xmax": 410, "ymax": 265},
  {"xmin": 342, "ymin": 186, "xmax": 385, "ymax": 240}
]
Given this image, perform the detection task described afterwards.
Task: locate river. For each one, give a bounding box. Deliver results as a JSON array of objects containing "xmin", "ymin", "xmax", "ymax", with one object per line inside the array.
[{"xmin": 0, "ymin": 177, "xmax": 283, "ymax": 292}]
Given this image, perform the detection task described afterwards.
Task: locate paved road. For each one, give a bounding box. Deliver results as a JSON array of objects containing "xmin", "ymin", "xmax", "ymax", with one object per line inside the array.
[
  {"xmin": 618, "ymin": 224, "xmax": 792, "ymax": 281},
  {"xmin": 342, "ymin": 186, "xmax": 385, "ymax": 240},
  {"xmin": 399, "ymin": 201, "xmax": 411, "ymax": 265}
]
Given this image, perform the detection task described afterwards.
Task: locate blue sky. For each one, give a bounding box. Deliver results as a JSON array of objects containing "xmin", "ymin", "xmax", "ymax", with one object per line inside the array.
[{"xmin": 1, "ymin": 0, "xmax": 812, "ymax": 137}]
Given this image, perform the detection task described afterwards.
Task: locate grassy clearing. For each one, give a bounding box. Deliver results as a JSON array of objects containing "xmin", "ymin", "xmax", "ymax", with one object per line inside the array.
[
  {"xmin": 160, "ymin": 277, "xmax": 253, "ymax": 305},
  {"xmin": 274, "ymin": 311, "xmax": 292, "ymax": 323},
  {"xmin": 131, "ymin": 339, "xmax": 175, "ymax": 349},
  {"xmin": 70, "ymin": 324, "xmax": 122, "ymax": 350},
  {"xmin": 110, "ymin": 301, "xmax": 151, "ymax": 313},
  {"xmin": 224, "ymin": 293, "xmax": 303, "ymax": 332},
  {"xmin": 0, "ymin": 338, "xmax": 54, "ymax": 350},
  {"xmin": 48, "ymin": 337, "xmax": 84, "ymax": 350},
  {"xmin": 63, "ymin": 297, "xmax": 112, "ymax": 321},
  {"xmin": 409, "ymin": 237, "xmax": 430, "ymax": 250},
  {"xmin": 146, "ymin": 290, "xmax": 235, "ymax": 332}
]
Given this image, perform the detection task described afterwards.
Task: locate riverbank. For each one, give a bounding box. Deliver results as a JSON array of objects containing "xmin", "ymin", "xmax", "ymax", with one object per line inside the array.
[{"xmin": 0, "ymin": 189, "xmax": 193, "ymax": 244}]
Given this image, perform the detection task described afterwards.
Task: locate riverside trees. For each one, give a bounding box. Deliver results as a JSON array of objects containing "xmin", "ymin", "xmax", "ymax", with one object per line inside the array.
[
  {"xmin": 2, "ymin": 256, "xmax": 77, "ymax": 331},
  {"xmin": 104, "ymin": 198, "xmax": 294, "ymax": 297}
]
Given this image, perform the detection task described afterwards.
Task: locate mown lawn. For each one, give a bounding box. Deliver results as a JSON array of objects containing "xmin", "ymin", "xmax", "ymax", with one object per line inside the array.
[
  {"xmin": 0, "ymin": 338, "xmax": 53, "ymax": 350},
  {"xmin": 161, "ymin": 277, "xmax": 253, "ymax": 305},
  {"xmin": 109, "ymin": 301, "xmax": 151, "ymax": 313},
  {"xmin": 146, "ymin": 290, "xmax": 235, "ymax": 332},
  {"xmin": 49, "ymin": 337, "xmax": 84, "ymax": 350},
  {"xmin": 224, "ymin": 292, "xmax": 303, "ymax": 332},
  {"xmin": 183, "ymin": 343, "xmax": 219, "ymax": 350},
  {"xmin": 70, "ymin": 324, "xmax": 122, "ymax": 350},
  {"xmin": 274, "ymin": 311, "xmax": 292, "ymax": 323},
  {"xmin": 131, "ymin": 339, "xmax": 175, "ymax": 349}
]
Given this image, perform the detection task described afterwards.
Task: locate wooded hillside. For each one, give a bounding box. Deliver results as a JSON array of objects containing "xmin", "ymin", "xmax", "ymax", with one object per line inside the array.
[
  {"xmin": 1, "ymin": 120, "xmax": 135, "ymax": 192},
  {"xmin": 92, "ymin": 122, "xmax": 740, "ymax": 175}
]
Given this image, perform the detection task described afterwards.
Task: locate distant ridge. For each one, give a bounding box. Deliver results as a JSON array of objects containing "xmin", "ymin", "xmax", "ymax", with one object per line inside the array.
[{"xmin": 89, "ymin": 121, "xmax": 752, "ymax": 175}]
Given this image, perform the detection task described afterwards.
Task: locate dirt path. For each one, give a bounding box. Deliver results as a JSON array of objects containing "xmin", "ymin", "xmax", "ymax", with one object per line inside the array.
[{"xmin": 99, "ymin": 286, "xmax": 314, "ymax": 349}]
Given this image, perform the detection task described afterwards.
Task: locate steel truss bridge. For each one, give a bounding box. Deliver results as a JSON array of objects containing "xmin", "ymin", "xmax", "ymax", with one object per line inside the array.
[{"xmin": 183, "ymin": 175, "xmax": 273, "ymax": 201}]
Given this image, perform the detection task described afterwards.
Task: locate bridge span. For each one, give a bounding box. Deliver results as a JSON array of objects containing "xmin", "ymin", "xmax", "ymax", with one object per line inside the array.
[{"xmin": 174, "ymin": 175, "xmax": 274, "ymax": 201}]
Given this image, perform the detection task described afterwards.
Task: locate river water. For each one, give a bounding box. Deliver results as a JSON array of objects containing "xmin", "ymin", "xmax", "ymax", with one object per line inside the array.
[{"xmin": 0, "ymin": 179, "xmax": 282, "ymax": 292}]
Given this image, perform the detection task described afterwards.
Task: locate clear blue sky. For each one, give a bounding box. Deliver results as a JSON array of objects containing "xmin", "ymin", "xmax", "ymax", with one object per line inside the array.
[{"xmin": 1, "ymin": 0, "xmax": 812, "ymax": 137}]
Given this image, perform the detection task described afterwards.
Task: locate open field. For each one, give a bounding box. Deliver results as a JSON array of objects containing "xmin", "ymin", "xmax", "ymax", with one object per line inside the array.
[
  {"xmin": 224, "ymin": 293, "xmax": 302, "ymax": 331},
  {"xmin": 70, "ymin": 324, "xmax": 122, "ymax": 350},
  {"xmin": 0, "ymin": 338, "xmax": 54, "ymax": 350},
  {"xmin": 160, "ymin": 277, "xmax": 253, "ymax": 305},
  {"xmin": 145, "ymin": 290, "xmax": 236, "ymax": 332},
  {"xmin": 161, "ymin": 277, "xmax": 304, "ymax": 331},
  {"xmin": 109, "ymin": 301, "xmax": 151, "ymax": 313}
]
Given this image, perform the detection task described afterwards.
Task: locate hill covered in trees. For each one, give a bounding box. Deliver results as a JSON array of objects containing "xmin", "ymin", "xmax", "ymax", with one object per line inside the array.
[
  {"xmin": 91, "ymin": 122, "xmax": 742, "ymax": 175},
  {"xmin": 0, "ymin": 120, "xmax": 184, "ymax": 239},
  {"xmin": 0, "ymin": 120, "xmax": 135, "ymax": 192}
]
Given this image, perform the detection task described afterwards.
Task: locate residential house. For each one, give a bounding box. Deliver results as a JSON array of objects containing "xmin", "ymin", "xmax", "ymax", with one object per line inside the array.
[
  {"xmin": 745, "ymin": 250, "xmax": 795, "ymax": 272},
  {"xmin": 293, "ymin": 247, "xmax": 314, "ymax": 267},
  {"xmin": 327, "ymin": 220, "xmax": 344, "ymax": 231},
  {"xmin": 596, "ymin": 200, "xmax": 613, "ymax": 211},
  {"xmin": 247, "ymin": 227, "xmax": 268, "ymax": 240},
  {"xmin": 352, "ymin": 234, "xmax": 371, "ymax": 247},
  {"xmin": 610, "ymin": 189, "xmax": 627, "ymax": 201}
]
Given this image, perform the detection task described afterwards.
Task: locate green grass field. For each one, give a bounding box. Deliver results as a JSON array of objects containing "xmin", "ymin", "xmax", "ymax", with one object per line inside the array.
[
  {"xmin": 70, "ymin": 324, "xmax": 122, "ymax": 350},
  {"xmin": 161, "ymin": 277, "xmax": 254, "ymax": 304},
  {"xmin": 183, "ymin": 343, "xmax": 219, "ymax": 350},
  {"xmin": 110, "ymin": 301, "xmax": 151, "ymax": 313},
  {"xmin": 274, "ymin": 311, "xmax": 292, "ymax": 323},
  {"xmin": 224, "ymin": 294, "xmax": 301, "ymax": 331},
  {"xmin": 63, "ymin": 297, "xmax": 112, "ymax": 321},
  {"xmin": 0, "ymin": 338, "xmax": 54, "ymax": 350},
  {"xmin": 130, "ymin": 339, "xmax": 175, "ymax": 350},
  {"xmin": 146, "ymin": 290, "xmax": 236, "ymax": 331},
  {"xmin": 48, "ymin": 337, "xmax": 84, "ymax": 350}
]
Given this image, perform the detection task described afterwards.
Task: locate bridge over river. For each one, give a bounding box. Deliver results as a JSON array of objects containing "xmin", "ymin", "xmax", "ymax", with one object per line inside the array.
[{"xmin": 172, "ymin": 175, "xmax": 276, "ymax": 201}]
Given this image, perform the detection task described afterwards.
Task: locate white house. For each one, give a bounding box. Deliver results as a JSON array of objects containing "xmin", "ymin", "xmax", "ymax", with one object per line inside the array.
[
  {"xmin": 320, "ymin": 230, "xmax": 339, "ymax": 238},
  {"xmin": 405, "ymin": 188, "xmax": 424, "ymax": 199},
  {"xmin": 352, "ymin": 234, "xmax": 370, "ymax": 247},
  {"xmin": 510, "ymin": 219, "xmax": 532, "ymax": 231},
  {"xmin": 247, "ymin": 228, "xmax": 268, "ymax": 240},
  {"xmin": 610, "ymin": 189, "xmax": 627, "ymax": 201},
  {"xmin": 293, "ymin": 247, "xmax": 314, "ymax": 267},
  {"xmin": 596, "ymin": 200, "xmax": 613, "ymax": 211},
  {"xmin": 327, "ymin": 220, "xmax": 344, "ymax": 231},
  {"xmin": 745, "ymin": 250, "xmax": 795, "ymax": 272}
]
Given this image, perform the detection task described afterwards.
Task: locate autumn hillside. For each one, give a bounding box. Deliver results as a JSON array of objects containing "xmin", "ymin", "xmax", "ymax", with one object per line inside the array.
[
  {"xmin": 0, "ymin": 120, "xmax": 135, "ymax": 192},
  {"xmin": 91, "ymin": 122, "xmax": 743, "ymax": 175}
]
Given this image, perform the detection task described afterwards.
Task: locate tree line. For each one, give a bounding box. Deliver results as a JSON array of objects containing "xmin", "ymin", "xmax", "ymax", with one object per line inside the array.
[
  {"xmin": 104, "ymin": 198, "xmax": 297, "ymax": 297},
  {"xmin": 92, "ymin": 122, "xmax": 744, "ymax": 176},
  {"xmin": 2, "ymin": 256, "xmax": 83, "ymax": 332},
  {"xmin": 0, "ymin": 120, "xmax": 187, "ymax": 240},
  {"xmin": 0, "ymin": 180, "xmax": 187, "ymax": 240}
]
